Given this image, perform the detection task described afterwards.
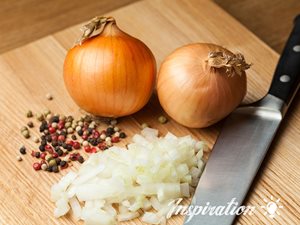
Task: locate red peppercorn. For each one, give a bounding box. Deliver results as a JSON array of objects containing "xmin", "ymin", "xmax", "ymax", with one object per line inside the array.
[
  {"xmin": 45, "ymin": 144, "xmax": 53, "ymax": 154},
  {"xmin": 31, "ymin": 150, "xmax": 36, "ymax": 157},
  {"xmin": 49, "ymin": 126, "xmax": 56, "ymax": 134},
  {"xmin": 51, "ymin": 134, "xmax": 58, "ymax": 142},
  {"xmin": 52, "ymin": 152, "xmax": 59, "ymax": 158},
  {"xmin": 84, "ymin": 146, "xmax": 91, "ymax": 153},
  {"xmin": 111, "ymin": 136, "xmax": 120, "ymax": 143},
  {"xmin": 91, "ymin": 147, "xmax": 97, "ymax": 153},
  {"xmin": 40, "ymin": 152, "xmax": 47, "ymax": 159},
  {"xmin": 82, "ymin": 134, "xmax": 88, "ymax": 140},
  {"xmin": 58, "ymin": 135, "xmax": 65, "ymax": 142},
  {"xmin": 98, "ymin": 143, "xmax": 107, "ymax": 150},
  {"xmin": 73, "ymin": 141, "xmax": 81, "ymax": 149},
  {"xmin": 58, "ymin": 124, "xmax": 64, "ymax": 130},
  {"xmin": 66, "ymin": 140, "xmax": 74, "ymax": 146},
  {"xmin": 69, "ymin": 153, "xmax": 78, "ymax": 161},
  {"xmin": 93, "ymin": 130, "xmax": 100, "ymax": 139},
  {"xmin": 33, "ymin": 162, "xmax": 41, "ymax": 171}
]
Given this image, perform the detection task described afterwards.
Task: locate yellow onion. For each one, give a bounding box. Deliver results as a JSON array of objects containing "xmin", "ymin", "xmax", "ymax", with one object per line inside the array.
[
  {"xmin": 157, "ymin": 43, "xmax": 251, "ymax": 128},
  {"xmin": 64, "ymin": 16, "xmax": 156, "ymax": 117}
]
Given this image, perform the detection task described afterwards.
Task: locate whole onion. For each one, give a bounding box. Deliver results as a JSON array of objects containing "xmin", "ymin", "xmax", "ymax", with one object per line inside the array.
[
  {"xmin": 157, "ymin": 43, "xmax": 251, "ymax": 128},
  {"xmin": 64, "ymin": 17, "xmax": 156, "ymax": 117}
]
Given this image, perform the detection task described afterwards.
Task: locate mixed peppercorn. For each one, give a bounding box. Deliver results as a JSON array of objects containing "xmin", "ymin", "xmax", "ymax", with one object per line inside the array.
[{"xmin": 19, "ymin": 111, "xmax": 127, "ymax": 173}]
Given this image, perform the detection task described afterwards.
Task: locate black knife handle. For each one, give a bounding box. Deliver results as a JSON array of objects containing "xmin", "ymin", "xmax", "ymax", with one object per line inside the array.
[{"xmin": 268, "ymin": 15, "xmax": 300, "ymax": 105}]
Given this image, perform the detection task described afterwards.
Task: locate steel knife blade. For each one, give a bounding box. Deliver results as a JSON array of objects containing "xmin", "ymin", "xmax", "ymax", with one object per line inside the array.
[{"xmin": 185, "ymin": 15, "xmax": 300, "ymax": 225}]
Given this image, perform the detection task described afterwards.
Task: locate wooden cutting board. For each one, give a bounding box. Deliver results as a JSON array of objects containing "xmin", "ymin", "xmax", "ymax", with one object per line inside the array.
[{"xmin": 0, "ymin": 0, "xmax": 299, "ymax": 224}]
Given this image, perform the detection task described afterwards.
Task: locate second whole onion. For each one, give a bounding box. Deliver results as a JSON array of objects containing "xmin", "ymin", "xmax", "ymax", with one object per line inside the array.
[
  {"xmin": 157, "ymin": 43, "xmax": 251, "ymax": 128},
  {"xmin": 63, "ymin": 17, "xmax": 156, "ymax": 117}
]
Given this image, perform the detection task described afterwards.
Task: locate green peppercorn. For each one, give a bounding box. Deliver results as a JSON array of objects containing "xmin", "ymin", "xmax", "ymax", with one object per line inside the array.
[
  {"xmin": 26, "ymin": 110, "xmax": 33, "ymax": 118},
  {"xmin": 48, "ymin": 159, "xmax": 57, "ymax": 167},
  {"xmin": 158, "ymin": 116, "xmax": 168, "ymax": 124},
  {"xmin": 36, "ymin": 113, "xmax": 44, "ymax": 122},
  {"xmin": 20, "ymin": 126, "xmax": 28, "ymax": 132},
  {"xmin": 43, "ymin": 109, "xmax": 51, "ymax": 116},
  {"xmin": 45, "ymin": 155, "xmax": 52, "ymax": 162},
  {"xmin": 22, "ymin": 130, "xmax": 30, "ymax": 139},
  {"xmin": 141, "ymin": 123, "xmax": 149, "ymax": 129}
]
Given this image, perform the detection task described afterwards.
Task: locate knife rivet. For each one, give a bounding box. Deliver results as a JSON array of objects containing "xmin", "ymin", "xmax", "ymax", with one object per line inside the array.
[
  {"xmin": 293, "ymin": 45, "xmax": 300, "ymax": 52},
  {"xmin": 280, "ymin": 75, "xmax": 290, "ymax": 82}
]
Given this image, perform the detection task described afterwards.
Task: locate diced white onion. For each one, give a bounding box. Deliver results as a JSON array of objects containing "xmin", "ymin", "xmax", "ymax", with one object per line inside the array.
[{"xmin": 51, "ymin": 128, "xmax": 206, "ymax": 224}]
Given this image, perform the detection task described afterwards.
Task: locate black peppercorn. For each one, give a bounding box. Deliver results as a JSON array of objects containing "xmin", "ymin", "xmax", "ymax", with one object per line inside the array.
[
  {"xmin": 119, "ymin": 132, "xmax": 126, "ymax": 138},
  {"xmin": 52, "ymin": 141, "xmax": 58, "ymax": 147},
  {"xmin": 52, "ymin": 165, "xmax": 59, "ymax": 173},
  {"xmin": 55, "ymin": 158, "xmax": 61, "ymax": 165},
  {"xmin": 55, "ymin": 146, "xmax": 61, "ymax": 152},
  {"xmin": 19, "ymin": 146, "xmax": 26, "ymax": 155},
  {"xmin": 60, "ymin": 160, "xmax": 67, "ymax": 167},
  {"xmin": 41, "ymin": 139, "xmax": 47, "ymax": 146},
  {"xmin": 106, "ymin": 127, "xmax": 114, "ymax": 136},
  {"xmin": 46, "ymin": 135, "xmax": 52, "ymax": 142},
  {"xmin": 57, "ymin": 149, "xmax": 63, "ymax": 156},
  {"xmin": 39, "ymin": 145, "xmax": 45, "ymax": 152},
  {"xmin": 71, "ymin": 134, "xmax": 77, "ymax": 140},
  {"xmin": 78, "ymin": 156, "xmax": 84, "ymax": 164},
  {"xmin": 50, "ymin": 116, "xmax": 59, "ymax": 123},
  {"xmin": 67, "ymin": 144, "xmax": 73, "ymax": 151},
  {"xmin": 47, "ymin": 167, "xmax": 53, "ymax": 172},
  {"xmin": 62, "ymin": 143, "xmax": 68, "ymax": 149},
  {"xmin": 70, "ymin": 154, "xmax": 77, "ymax": 161},
  {"xmin": 77, "ymin": 129, "xmax": 83, "ymax": 136},
  {"xmin": 35, "ymin": 152, "xmax": 40, "ymax": 158}
]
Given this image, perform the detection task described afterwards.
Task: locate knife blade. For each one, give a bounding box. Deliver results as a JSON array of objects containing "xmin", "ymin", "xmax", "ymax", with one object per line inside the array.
[{"xmin": 184, "ymin": 15, "xmax": 300, "ymax": 225}]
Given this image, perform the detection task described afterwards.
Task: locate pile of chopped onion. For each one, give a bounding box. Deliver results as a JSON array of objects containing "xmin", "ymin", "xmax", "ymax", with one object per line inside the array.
[{"xmin": 51, "ymin": 128, "xmax": 206, "ymax": 225}]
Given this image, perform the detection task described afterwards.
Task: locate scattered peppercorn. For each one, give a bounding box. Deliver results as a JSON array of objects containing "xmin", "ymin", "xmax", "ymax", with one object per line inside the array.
[
  {"xmin": 35, "ymin": 152, "xmax": 40, "ymax": 158},
  {"xmin": 52, "ymin": 165, "xmax": 59, "ymax": 173},
  {"xmin": 106, "ymin": 127, "xmax": 114, "ymax": 136},
  {"xmin": 36, "ymin": 113, "xmax": 44, "ymax": 122},
  {"xmin": 71, "ymin": 134, "xmax": 77, "ymax": 140},
  {"xmin": 33, "ymin": 162, "xmax": 41, "ymax": 171},
  {"xmin": 19, "ymin": 146, "xmax": 26, "ymax": 155},
  {"xmin": 141, "ymin": 123, "xmax": 149, "ymax": 129},
  {"xmin": 16, "ymin": 155, "xmax": 22, "ymax": 161},
  {"xmin": 46, "ymin": 93, "xmax": 53, "ymax": 100},
  {"xmin": 33, "ymin": 136, "xmax": 39, "ymax": 143},
  {"xmin": 21, "ymin": 126, "xmax": 28, "ymax": 132},
  {"xmin": 49, "ymin": 159, "xmax": 57, "ymax": 167},
  {"xmin": 158, "ymin": 116, "xmax": 168, "ymax": 124},
  {"xmin": 26, "ymin": 110, "xmax": 33, "ymax": 118},
  {"xmin": 119, "ymin": 132, "xmax": 126, "ymax": 138},
  {"xmin": 78, "ymin": 156, "xmax": 84, "ymax": 164},
  {"xmin": 41, "ymin": 164, "xmax": 48, "ymax": 171},
  {"xmin": 27, "ymin": 121, "xmax": 34, "ymax": 128},
  {"xmin": 22, "ymin": 130, "xmax": 30, "ymax": 139}
]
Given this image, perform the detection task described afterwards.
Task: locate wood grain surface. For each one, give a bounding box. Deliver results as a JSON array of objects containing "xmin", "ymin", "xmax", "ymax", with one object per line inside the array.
[
  {"xmin": 0, "ymin": 0, "xmax": 299, "ymax": 225},
  {"xmin": 215, "ymin": 0, "xmax": 300, "ymax": 53},
  {"xmin": 0, "ymin": 0, "xmax": 138, "ymax": 53},
  {"xmin": 1, "ymin": 0, "xmax": 300, "ymax": 54}
]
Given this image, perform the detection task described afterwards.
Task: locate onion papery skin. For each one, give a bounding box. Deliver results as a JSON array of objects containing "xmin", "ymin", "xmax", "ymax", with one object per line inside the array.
[
  {"xmin": 64, "ymin": 21, "xmax": 156, "ymax": 117},
  {"xmin": 157, "ymin": 43, "xmax": 247, "ymax": 128}
]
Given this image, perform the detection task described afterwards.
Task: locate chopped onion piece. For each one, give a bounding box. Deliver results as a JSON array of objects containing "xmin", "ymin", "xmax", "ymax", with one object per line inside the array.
[{"xmin": 51, "ymin": 128, "xmax": 206, "ymax": 224}]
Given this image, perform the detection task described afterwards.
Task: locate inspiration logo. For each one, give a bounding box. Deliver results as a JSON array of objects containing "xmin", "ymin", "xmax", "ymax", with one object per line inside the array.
[{"xmin": 166, "ymin": 195, "xmax": 284, "ymax": 222}]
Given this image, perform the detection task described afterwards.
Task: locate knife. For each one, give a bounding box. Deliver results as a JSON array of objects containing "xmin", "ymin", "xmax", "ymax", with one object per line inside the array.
[{"xmin": 184, "ymin": 16, "xmax": 300, "ymax": 225}]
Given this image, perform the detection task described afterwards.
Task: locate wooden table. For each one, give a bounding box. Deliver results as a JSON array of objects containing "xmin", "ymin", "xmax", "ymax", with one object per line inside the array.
[{"xmin": 0, "ymin": 0, "xmax": 299, "ymax": 224}]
